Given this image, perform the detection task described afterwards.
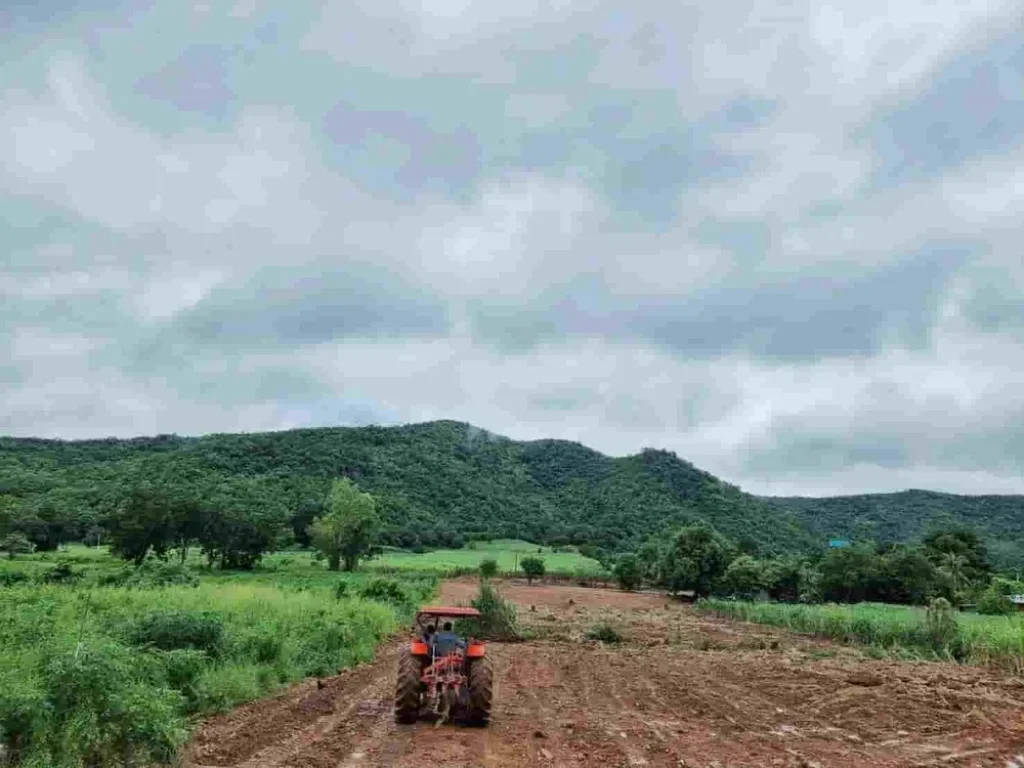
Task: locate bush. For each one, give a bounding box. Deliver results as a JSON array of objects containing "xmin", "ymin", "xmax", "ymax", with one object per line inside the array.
[
  {"xmin": 0, "ymin": 570, "xmax": 29, "ymax": 587},
  {"xmin": 977, "ymin": 577, "xmax": 1023, "ymax": 616},
  {"xmin": 130, "ymin": 611, "xmax": 225, "ymax": 655},
  {"xmin": 35, "ymin": 641, "xmax": 188, "ymax": 767},
  {"xmin": 41, "ymin": 561, "xmax": 82, "ymax": 585},
  {"xmin": 613, "ymin": 554, "xmax": 643, "ymax": 591},
  {"xmin": 586, "ymin": 623, "xmax": 622, "ymax": 643},
  {"xmin": 924, "ymin": 598, "xmax": 959, "ymax": 653},
  {"xmin": 357, "ymin": 577, "xmax": 411, "ymax": 607},
  {"xmin": 520, "ymin": 556, "xmax": 545, "ymax": 584},
  {"xmin": 333, "ymin": 580, "xmax": 349, "ymax": 599},
  {"xmin": 467, "ymin": 581, "xmax": 521, "ymax": 641},
  {"xmin": 479, "ymin": 558, "xmax": 499, "ymax": 579},
  {"xmin": 100, "ymin": 562, "xmax": 199, "ymax": 589}
]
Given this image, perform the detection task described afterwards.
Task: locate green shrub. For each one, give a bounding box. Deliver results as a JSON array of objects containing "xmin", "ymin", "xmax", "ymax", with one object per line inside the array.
[
  {"xmin": 466, "ymin": 581, "xmax": 520, "ymax": 641},
  {"xmin": 479, "ymin": 558, "xmax": 499, "ymax": 579},
  {"xmin": 977, "ymin": 587, "xmax": 1014, "ymax": 616},
  {"xmin": 586, "ymin": 623, "xmax": 622, "ymax": 643},
  {"xmin": 333, "ymin": 580, "xmax": 349, "ymax": 599},
  {"xmin": 100, "ymin": 562, "xmax": 199, "ymax": 589},
  {"xmin": 41, "ymin": 562, "xmax": 81, "ymax": 585},
  {"xmin": 35, "ymin": 641, "xmax": 188, "ymax": 767},
  {"xmin": 357, "ymin": 577, "xmax": 410, "ymax": 607},
  {"xmin": 977, "ymin": 577, "xmax": 1022, "ymax": 616},
  {"xmin": 130, "ymin": 611, "xmax": 225, "ymax": 655},
  {"xmin": 924, "ymin": 598, "xmax": 959, "ymax": 654},
  {"xmin": 520, "ymin": 556, "xmax": 545, "ymax": 584},
  {"xmin": 0, "ymin": 570, "xmax": 29, "ymax": 587}
]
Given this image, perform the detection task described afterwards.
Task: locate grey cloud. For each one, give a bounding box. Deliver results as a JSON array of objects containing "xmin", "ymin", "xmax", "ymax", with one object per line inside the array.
[
  {"xmin": 869, "ymin": 20, "xmax": 1024, "ymax": 185},
  {"xmin": 135, "ymin": 44, "xmax": 235, "ymax": 118},
  {"xmin": 324, "ymin": 100, "xmax": 482, "ymax": 198},
  {"xmin": 171, "ymin": 262, "xmax": 449, "ymax": 347},
  {"xmin": 466, "ymin": 244, "xmax": 970, "ymax": 361},
  {"xmin": 743, "ymin": 380, "xmax": 1024, "ymax": 479}
]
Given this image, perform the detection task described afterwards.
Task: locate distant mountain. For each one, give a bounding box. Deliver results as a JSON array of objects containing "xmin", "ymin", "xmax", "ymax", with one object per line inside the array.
[{"xmin": 2, "ymin": 421, "xmax": 1022, "ymax": 566}]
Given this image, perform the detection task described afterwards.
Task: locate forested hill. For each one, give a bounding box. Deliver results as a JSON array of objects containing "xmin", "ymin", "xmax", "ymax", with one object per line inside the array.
[{"xmin": 2, "ymin": 420, "xmax": 1022, "ymax": 563}]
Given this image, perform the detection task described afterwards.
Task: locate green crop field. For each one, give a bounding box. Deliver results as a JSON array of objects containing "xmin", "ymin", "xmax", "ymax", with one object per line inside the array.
[
  {"xmin": 698, "ymin": 599, "xmax": 1024, "ymax": 672},
  {"xmin": 0, "ymin": 546, "xmax": 436, "ymax": 768},
  {"xmin": 367, "ymin": 539, "xmax": 606, "ymax": 576}
]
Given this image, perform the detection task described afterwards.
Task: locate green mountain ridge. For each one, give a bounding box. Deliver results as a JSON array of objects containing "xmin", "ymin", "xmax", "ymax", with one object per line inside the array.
[{"xmin": 2, "ymin": 420, "xmax": 1022, "ymax": 566}]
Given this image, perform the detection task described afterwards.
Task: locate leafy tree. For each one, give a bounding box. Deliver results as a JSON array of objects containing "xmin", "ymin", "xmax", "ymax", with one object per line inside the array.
[
  {"xmin": 922, "ymin": 529, "xmax": 991, "ymax": 587},
  {"xmin": 479, "ymin": 558, "xmax": 499, "ymax": 579},
  {"xmin": 817, "ymin": 545, "xmax": 881, "ymax": 603},
  {"xmin": 520, "ymin": 556, "xmax": 545, "ymax": 585},
  {"xmin": 719, "ymin": 555, "xmax": 765, "ymax": 600},
  {"xmin": 198, "ymin": 479, "xmax": 288, "ymax": 570},
  {"xmin": 106, "ymin": 487, "xmax": 175, "ymax": 566},
  {"xmin": 876, "ymin": 546, "xmax": 946, "ymax": 605},
  {"xmin": 613, "ymin": 553, "xmax": 643, "ymax": 591},
  {"xmin": 308, "ymin": 478, "xmax": 380, "ymax": 571},
  {"xmin": 656, "ymin": 524, "xmax": 733, "ymax": 597},
  {"xmin": 764, "ymin": 556, "xmax": 804, "ymax": 602},
  {"xmin": 1, "ymin": 531, "xmax": 34, "ymax": 559},
  {"xmin": 290, "ymin": 499, "xmax": 324, "ymax": 548}
]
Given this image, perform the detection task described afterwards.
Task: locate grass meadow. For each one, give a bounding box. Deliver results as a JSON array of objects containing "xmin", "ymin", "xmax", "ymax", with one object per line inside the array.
[
  {"xmin": 0, "ymin": 546, "xmax": 434, "ymax": 768},
  {"xmin": 368, "ymin": 538, "xmax": 605, "ymax": 576},
  {"xmin": 0, "ymin": 538, "xmax": 597, "ymax": 766},
  {"xmin": 698, "ymin": 599, "xmax": 1024, "ymax": 672}
]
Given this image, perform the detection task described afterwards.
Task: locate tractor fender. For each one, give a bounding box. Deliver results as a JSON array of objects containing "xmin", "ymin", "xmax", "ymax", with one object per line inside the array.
[{"xmin": 465, "ymin": 643, "xmax": 486, "ymax": 658}]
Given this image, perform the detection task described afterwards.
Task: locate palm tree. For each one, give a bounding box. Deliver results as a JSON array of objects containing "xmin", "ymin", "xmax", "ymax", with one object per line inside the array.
[{"xmin": 940, "ymin": 552, "xmax": 969, "ymax": 594}]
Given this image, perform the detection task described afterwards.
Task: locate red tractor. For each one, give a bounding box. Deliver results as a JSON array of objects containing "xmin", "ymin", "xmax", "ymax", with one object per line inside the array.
[{"xmin": 394, "ymin": 606, "xmax": 493, "ymax": 726}]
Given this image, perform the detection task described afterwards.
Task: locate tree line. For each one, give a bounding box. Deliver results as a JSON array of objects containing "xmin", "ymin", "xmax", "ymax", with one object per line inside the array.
[{"xmin": 609, "ymin": 523, "xmax": 1023, "ymax": 614}]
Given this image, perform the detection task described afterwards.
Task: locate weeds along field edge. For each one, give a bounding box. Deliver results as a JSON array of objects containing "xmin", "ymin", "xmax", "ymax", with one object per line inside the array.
[
  {"xmin": 0, "ymin": 572, "xmax": 437, "ymax": 768},
  {"xmin": 697, "ymin": 599, "xmax": 1024, "ymax": 672}
]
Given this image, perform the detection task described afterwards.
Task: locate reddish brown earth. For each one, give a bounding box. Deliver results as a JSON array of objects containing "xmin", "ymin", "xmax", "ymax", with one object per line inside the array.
[{"xmin": 184, "ymin": 579, "xmax": 1024, "ymax": 767}]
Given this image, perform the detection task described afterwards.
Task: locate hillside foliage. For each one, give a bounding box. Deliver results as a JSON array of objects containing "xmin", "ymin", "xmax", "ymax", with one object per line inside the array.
[{"xmin": 1, "ymin": 421, "xmax": 1022, "ymax": 567}]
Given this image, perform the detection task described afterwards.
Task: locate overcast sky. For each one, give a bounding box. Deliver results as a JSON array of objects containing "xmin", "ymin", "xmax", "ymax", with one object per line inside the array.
[{"xmin": 2, "ymin": 1, "xmax": 1023, "ymax": 497}]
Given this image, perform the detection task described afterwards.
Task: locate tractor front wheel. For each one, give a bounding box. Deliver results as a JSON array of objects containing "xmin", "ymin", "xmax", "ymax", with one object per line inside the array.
[
  {"xmin": 394, "ymin": 651, "xmax": 421, "ymax": 724},
  {"xmin": 467, "ymin": 656, "xmax": 493, "ymax": 726}
]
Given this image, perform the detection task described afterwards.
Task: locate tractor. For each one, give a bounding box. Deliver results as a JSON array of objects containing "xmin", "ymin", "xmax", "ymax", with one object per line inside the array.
[{"xmin": 394, "ymin": 606, "xmax": 493, "ymax": 726}]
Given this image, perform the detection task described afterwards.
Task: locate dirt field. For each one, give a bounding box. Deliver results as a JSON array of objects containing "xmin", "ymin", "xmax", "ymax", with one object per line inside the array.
[{"xmin": 184, "ymin": 579, "xmax": 1024, "ymax": 767}]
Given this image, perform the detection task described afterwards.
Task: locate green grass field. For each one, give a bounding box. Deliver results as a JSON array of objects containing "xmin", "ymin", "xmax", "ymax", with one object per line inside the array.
[
  {"xmin": 698, "ymin": 599, "xmax": 1024, "ymax": 672},
  {"xmin": 0, "ymin": 537, "xmax": 600, "ymax": 766},
  {"xmin": 367, "ymin": 539, "xmax": 606, "ymax": 576},
  {"xmin": 0, "ymin": 545, "xmax": 436, "ymax": 768}
]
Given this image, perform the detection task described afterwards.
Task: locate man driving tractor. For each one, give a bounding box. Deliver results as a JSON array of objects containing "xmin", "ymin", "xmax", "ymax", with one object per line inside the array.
[{"xmin": 396, "ymin": 607, "xmax": 492, "ymax": 726}]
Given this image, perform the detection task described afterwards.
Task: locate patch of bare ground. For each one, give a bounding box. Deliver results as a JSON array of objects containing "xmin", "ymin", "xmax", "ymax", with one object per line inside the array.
[{"xmin": 183, "ymin": 579, "xmax": 1024, "ymax": 767}]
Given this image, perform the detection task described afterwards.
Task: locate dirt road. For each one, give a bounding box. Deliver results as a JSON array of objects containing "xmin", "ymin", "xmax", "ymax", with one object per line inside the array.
[{"xmin": 185, "ymin": 580, "xmax": 1024, "ymax": 767}]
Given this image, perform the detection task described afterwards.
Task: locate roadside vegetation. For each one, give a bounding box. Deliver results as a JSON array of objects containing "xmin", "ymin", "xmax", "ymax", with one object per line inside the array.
[
  {"xmin": 697, "ymin": 599, "xmax": 1024, "ymax": 672},
  {"xmin": 0, "ymin": 548, "xmax": 432, "ymax": 768}
]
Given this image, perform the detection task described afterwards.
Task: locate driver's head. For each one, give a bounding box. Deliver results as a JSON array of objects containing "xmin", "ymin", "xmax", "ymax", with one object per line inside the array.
[
  {"xmin": 426, "ymin": 624, "xmax": 435, "ymax": 635},
  {"xmin": 443, "ymin": 621, "xmax": 453, "ymax": 632}
]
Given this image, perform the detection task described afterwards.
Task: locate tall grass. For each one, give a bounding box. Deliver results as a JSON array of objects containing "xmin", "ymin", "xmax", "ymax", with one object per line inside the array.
[
  {"xmin": 697, "ymin": 599, "xmax": 1024, "ymax": 672},
  {"xmin": 0, "ymin": 552, "xmax": 436, "ymax": 767}
]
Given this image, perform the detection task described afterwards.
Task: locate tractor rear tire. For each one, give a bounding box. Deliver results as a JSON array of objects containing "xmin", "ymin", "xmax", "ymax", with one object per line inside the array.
[
  {"xmin": 467, "ymin": 656, "xmax": 493, "ymax": 726},
  {"xmin": 394, "ymin": 651, "xmax": 421, "ymax": 724}
]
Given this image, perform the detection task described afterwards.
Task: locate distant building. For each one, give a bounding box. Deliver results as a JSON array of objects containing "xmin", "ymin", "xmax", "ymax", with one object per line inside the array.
[
  {"xmin": 1011, "ymin": 595, "xmax": 1024, "ymax": 612},
  {"xmin": 828, "ymin": 539, "xmax": 850, "ymax": 548}
]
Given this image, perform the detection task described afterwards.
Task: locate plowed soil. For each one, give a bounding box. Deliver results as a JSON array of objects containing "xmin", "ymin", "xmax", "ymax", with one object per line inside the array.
[{"xmin": 184, "ymin": 580, "xmax": 1024, "ymax": 767}]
